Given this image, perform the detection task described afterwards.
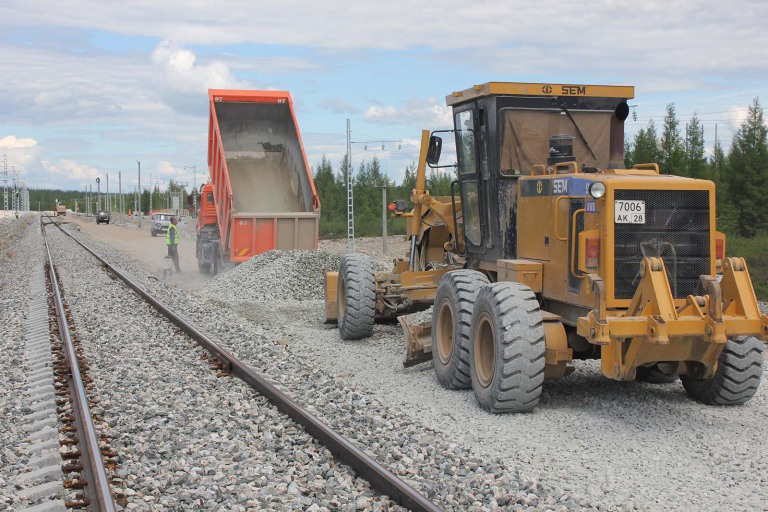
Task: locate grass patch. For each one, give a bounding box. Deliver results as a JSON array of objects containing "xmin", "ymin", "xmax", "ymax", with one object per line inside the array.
[{"xmin": 727, "ymin": 233, "xmax": 768, "ymax": 301}]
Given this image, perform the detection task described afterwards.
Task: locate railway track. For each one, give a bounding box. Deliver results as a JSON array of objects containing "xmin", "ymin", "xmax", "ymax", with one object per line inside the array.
[
  {"xmin": 41, "ymin": 215, "xmax": 441, "ymax": 511},
  {"xmin": 42, "ymin": 220, "xmax": 117, "ymax": 511}
]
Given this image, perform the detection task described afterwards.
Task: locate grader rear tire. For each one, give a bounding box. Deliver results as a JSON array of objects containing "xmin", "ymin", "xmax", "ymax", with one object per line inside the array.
[
  {"xmin": 337, "ymin": 253, "xmax": 376, "ymax": 340},
  {"xmin": 470, "ymin": 282, "xmax": 546, "ymax": 413},
  {"xmin": 681, "ymin": 336, "xmax": 764, "ymax": 405},
  {"xmin": 432, "ymin": 270, "xmax": 489, "ymax": 390}
]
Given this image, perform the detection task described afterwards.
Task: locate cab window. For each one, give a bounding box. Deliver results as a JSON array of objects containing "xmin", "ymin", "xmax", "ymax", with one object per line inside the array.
[
  {"xmin": 462, "ymin": 182, "xmax": 482, "ymax": 246},
  {"xmin": 455, "ymin": 110, "xmax": 476, "ymax": 175}
]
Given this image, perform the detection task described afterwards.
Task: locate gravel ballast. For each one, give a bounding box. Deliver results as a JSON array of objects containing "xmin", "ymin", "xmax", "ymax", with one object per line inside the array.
[
  {"xmin": 43, "ymin": 222, "xmax": 584, "ymax": 510},
  {"xmin": 200, "ymin": 236, "xmax": 768, "ymax": 512},
  {"xmin": 3, "ymin": 215, "xmax": 767, "ymax": 511}
]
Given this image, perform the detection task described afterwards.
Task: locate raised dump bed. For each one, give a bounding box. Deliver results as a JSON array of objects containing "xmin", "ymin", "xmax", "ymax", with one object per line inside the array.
[{"xmin": 198, "ymin": 89, "xmax": 320, "ymax": 271}]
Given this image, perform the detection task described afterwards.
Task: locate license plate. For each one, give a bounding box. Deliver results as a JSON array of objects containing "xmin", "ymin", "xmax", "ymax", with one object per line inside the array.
[{"xmin": 615, "ymin": 200, "xmax": 645, "ymax": 224}]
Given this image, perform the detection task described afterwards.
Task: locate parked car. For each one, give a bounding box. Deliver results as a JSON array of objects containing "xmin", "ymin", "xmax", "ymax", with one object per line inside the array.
[
  {"xmin": 150, "ymin": 213, "xmax": 174, "ymax": 237},
  {"xmin": 96, "ymin": 210, "xmax": 111, "ymax": 224}
]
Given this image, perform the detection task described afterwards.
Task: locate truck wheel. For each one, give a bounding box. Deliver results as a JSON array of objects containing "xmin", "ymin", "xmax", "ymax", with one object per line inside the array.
[
  {"xmin": 198, "ymin": 260, "xmax": 210, "ymax": 274},
  {"xmin": 681, "ymin": 336, "xmax": 763, "ymax": 405},
  {"xmin": 337, "ymin": 253, "xmax": 376, "ymax": 340},
  {"xmin": 470, "ymin": 282, "xmax": 546, "ymax": 413},
  {"xmin": 432, "ymin": 270, "xmax": 489, "ymax": 390},
  {"xmin": 212, "ymin": 254, "xmax": 221, "ymax": 276}
]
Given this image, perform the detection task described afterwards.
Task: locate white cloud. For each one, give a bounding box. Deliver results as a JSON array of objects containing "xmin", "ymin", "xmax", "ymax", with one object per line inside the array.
[
  {"xmin": 364, "ymin": 106, "xmax": 398, "ymax": 123},
  {"xmin": 724, "ymin": 106, "xmax": 749, "ymax": 130},
  {"xmin": 320, "ymin": 98, "xmax": 357, "ymax": 115},
  {"xmin": 364, "ymin": 98, "xmax": 452, "ymax": 128},
  {"xmin": 151, "ymin": 40, "xmax": 246, "ymax": 94},
  {"xmin": 42, "ymin": 159, "xmax": 100, "ymax": 182},
  {"xmin": 0, "ymin": 135, "xmax": 37, "ymax": 149}
]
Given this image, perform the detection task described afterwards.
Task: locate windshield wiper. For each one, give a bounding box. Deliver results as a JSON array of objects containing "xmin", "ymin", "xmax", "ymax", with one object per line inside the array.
[{"xmin": 560, "ymin": 104, "xmax": 598, "ymax": 164}]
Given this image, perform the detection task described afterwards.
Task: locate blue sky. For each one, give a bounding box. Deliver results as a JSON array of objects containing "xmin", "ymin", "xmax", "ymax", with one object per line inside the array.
[{"xmin": 1, "ymin": 0, "xmax": 766, "ymax": 194}]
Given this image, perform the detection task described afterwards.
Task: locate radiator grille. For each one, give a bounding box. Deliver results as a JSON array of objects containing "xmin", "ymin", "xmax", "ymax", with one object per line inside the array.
[{"xmin": 613, "ymin": 189, "xmax": 710, "ymax": 300}]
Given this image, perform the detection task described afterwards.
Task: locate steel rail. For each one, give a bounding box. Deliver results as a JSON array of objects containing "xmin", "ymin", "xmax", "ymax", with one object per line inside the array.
[
  {"xmin": 48, "ymin": 216, "xmax": 442, "ymax": 512},
  {"xmin": 42, "ymin": 218, "xmax": 117, "ymax": 512}
]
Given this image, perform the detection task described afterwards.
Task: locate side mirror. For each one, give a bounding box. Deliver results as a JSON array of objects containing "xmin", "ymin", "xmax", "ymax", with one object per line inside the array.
[{"xmin": 426, "ymin": 135, "xmax": 443, "ymax": 166}]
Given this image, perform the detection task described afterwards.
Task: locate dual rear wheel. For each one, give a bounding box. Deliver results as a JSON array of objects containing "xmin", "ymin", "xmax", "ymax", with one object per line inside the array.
[{"xmin": 432, "ymin": 272, "xmax": 545, "ymax": 413}]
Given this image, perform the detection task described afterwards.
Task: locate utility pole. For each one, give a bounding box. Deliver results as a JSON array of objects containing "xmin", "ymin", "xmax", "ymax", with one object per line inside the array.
[
  {"xmin": 106, "ymin": 174, "xmax": 110, "ymax": 212},
  {"xmin": 346, "ymin": 129, "xmax": 401, "ymax": 253},
  {"xmin": 184, "ymin": 165, "xmax": 198, "ymax": 218},
  {"xmin": 96, "ymin": 177, "xmax": 101, "ymax": 211},
  {"xmin": 119, "ymin": 171, "xmax": 123, "ymax": 223},
  {"xmin": 346, "ymin": 119, "xmax": 355, "ymax": 251},
  {"xmin": 380, "ymin": 184, "xmax": 388, "ymax": 254},
  {"xmin": 1, "ymin": 154, "xmax": 7, "ymax": 213},
  {"xmin": 137, "ymin": 161, "xmax": 142, "ymax": 227},
  {"xmin": 149, "ymin": 172, "xmax": 152, "ymax": 215}
]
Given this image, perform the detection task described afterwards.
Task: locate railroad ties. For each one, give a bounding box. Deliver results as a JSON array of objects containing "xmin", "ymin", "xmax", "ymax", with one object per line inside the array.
[{"xmin": 39, "ymin": 215, "xmax": 442, "ymax": 512}]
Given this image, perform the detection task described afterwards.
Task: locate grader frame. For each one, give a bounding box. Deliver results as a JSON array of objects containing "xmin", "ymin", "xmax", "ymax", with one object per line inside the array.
[{"xmin": 326, "ymin": 81, "xmax": 767, "ymax": 412}]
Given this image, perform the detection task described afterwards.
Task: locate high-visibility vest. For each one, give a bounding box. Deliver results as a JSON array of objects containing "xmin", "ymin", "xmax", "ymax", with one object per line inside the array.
[{"xmin": 166, "ymin": 224, "xmax": 180, "ymax": 245}]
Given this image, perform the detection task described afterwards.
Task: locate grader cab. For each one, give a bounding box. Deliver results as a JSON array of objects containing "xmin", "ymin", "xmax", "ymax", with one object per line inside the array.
[{"xmin": 325, "ymin": 82, "xmax": 767, "ymax": 412}]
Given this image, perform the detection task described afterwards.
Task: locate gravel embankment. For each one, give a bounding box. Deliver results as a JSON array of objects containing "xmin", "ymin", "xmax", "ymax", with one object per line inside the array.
[
  {"xmin": 47, "ymin": 224, "xmax": 584, "ymax": 510},
  {"xmin": 43, "ymin": 225, "xmax": 407, "ymax": 511},
  {"xmin": 4, "ymin": 217, "xmax": 767, "ymax": 511},
  {"xmin": 0, "ymin": 215, "xmax": 45, "ymax": 508},
  {"xmin": 196, "ymin": 241, "xmax": 768, "ymax": 512},
  {"xmin": 204, "ymin": 250, "xmax": 341, "ymax": 302}
]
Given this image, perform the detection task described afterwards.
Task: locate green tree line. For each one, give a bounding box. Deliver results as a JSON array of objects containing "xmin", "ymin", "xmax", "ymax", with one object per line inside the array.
[
  {"xmin": 312, "ymin": 155, "xmax": 454, "ymax": 238},
  {"xmin": 625, "ymin": 98, "xmax": 768, "ymax": 238},
  {"xmin": 26, "ymin": 181, "xmax": 190, "ymax": 216},
  {"xmin": 625, "ymin": 98, "xmax": 768, "ymax": 296}
]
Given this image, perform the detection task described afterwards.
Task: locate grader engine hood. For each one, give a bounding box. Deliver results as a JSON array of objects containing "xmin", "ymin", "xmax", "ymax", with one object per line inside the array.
[{"xmin": 575, "ymin": 172, "xmax": 768, "ymax": 380}]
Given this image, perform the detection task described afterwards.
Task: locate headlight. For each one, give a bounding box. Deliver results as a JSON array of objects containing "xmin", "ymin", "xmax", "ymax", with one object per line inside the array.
[{"xmin": 589, "ymin": 182, "xmax": 606, "ymax": 199}]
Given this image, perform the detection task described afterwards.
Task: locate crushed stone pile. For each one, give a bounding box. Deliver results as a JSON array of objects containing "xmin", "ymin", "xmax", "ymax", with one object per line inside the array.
[{"xmin": 202, "ymin": 249, "xmax": 342, "ymax": 303}]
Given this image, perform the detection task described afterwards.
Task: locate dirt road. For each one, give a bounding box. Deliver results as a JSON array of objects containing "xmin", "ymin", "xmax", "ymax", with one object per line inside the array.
[{"xmin": 66, "ymin": 214, "xmax": 210, "ymax": 291}]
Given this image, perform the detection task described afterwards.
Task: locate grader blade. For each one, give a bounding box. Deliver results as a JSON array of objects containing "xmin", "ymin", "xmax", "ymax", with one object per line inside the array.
[{"xmin": 399, "ymin": 312, "xmax": 433, "ymax": 368}]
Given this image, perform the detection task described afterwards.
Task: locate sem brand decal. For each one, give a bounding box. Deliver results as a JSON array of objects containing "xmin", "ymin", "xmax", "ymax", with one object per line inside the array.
[
  {"xmin": 521, "ymin": 177, "xmax": 592, "ymax": 197},
  {"xmin": 561, "ymin": 85, "xmax": 587, "ymax": 95}
]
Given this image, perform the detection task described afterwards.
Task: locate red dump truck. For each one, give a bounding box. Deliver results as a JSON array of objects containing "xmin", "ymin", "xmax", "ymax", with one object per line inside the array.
[{"xmin": 196, "ymin": 89, "xmax": 321, "ymax": 274}]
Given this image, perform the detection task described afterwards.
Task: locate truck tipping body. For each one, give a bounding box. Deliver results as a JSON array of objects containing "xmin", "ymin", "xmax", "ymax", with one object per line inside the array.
[{"xmin": 198, "ymin": 89, "xmax": 320, "ymax": 272}]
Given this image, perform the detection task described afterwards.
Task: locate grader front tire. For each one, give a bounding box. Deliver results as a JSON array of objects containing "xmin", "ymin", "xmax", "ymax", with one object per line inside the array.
[
  {"xmin": 432, "ymin": 270, "xmax": 490, "ymax": 390},
  {"xmin": 337, "ymin": 253, "xmax": 376, "ymax": 340},
  {"xmin": 681, "ymin": 336, "xmax": 764, "ymax": 405},
  {"xmin": 470, "ymin": 282, "xmax": 546, "ymax": 413}
]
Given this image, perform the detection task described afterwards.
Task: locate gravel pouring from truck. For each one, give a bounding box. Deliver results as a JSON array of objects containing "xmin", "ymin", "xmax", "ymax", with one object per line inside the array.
[{"xmin": 197, "ymin": 89, "xmax": 320, "ymax": 274}]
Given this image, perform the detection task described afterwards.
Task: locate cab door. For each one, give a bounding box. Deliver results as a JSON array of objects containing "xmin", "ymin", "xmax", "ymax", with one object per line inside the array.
[{"xmin": 454, "ymin": 106, "xmax": 491, "ymax": 255}]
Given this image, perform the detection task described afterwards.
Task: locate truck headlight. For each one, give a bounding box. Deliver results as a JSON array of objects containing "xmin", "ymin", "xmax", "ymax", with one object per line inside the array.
[{"xmin": 589, "ymin": 182, "xmax": 606, "ymax": 199}]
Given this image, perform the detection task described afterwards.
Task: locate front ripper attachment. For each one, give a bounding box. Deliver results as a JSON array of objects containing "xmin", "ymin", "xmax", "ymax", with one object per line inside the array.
[{"xmin": 578, "ymin": 257, "xmax": 768, "ymax": 381}]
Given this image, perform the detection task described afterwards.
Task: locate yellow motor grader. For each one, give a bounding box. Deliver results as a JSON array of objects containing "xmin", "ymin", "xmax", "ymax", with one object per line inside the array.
[{"xmin": 325, "ymin": 82, "xmax": 767, "ymax": 412}]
